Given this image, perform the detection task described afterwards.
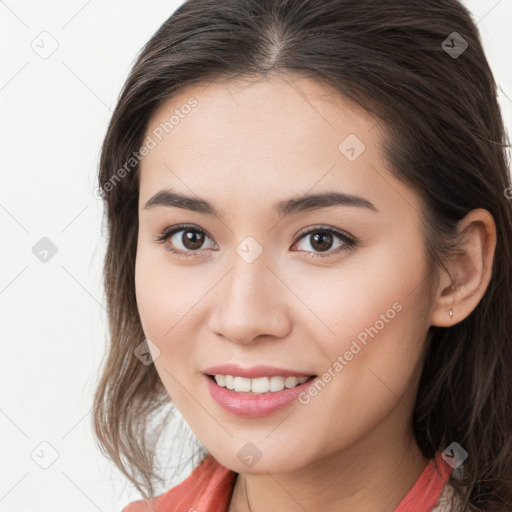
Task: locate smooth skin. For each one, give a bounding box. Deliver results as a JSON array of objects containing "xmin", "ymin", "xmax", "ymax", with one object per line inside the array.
[{"xmin": 134, "ymin": 73, "xmax": 496, "ymax": 512}]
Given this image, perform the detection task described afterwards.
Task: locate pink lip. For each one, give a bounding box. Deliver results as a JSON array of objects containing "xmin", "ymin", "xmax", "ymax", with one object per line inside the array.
[
  {"xmin": 203, "ymin": 364, "xmax": 315, "ymax": 379},
  {"xmin": 204, "ymin": 374, "xmax": 318, "ymax": 418}
]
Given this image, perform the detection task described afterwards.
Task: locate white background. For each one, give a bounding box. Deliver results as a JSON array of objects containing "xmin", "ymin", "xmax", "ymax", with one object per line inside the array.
[{"xmin": 0, "ymin": 1, "xmax": 511, "ymax": 511}]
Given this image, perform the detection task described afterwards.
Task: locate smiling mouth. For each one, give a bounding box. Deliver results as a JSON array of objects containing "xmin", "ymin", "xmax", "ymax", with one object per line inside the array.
[{"xmin": 206, "ymin": 374, "xmax": 317, "ymax": 394}]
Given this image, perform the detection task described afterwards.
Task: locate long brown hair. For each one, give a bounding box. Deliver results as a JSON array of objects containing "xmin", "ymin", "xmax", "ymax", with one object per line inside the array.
[{"xmin": 92, "ymin": 1, "xmax": 512, "ymax": 510}]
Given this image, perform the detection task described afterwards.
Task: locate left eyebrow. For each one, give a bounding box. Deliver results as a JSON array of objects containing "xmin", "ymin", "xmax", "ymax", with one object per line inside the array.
[
  {"xmin": 142, "ymin": 189, "xmax": 379, "ymax": 217},
  {"xmin": 275, "ymin": 191, "xmax": 378, "ymax": 217}
]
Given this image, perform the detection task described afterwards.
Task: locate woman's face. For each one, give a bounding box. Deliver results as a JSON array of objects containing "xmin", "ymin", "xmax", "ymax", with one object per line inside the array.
[{"xmin": 135, "ymin": 74, "xmax": 436, "ymax": 474}]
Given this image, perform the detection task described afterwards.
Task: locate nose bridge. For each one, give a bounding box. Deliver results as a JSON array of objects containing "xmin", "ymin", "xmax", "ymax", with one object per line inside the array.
[
  {"xmin": 209, "ymin": 245, "xmax": 290, "ymax": 343},
  {"xmin": 226, "ymin": 233, "xmax": 273, "ymax": 303},
  {"xmin": 224, "ymin": 248, "xmax": 274, "ymax": 319}
]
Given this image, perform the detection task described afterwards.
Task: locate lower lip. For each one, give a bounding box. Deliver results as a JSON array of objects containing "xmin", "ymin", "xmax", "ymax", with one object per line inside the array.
[{"xmin": 204, "ymin": 375, "xmax": 318, "ymax": 418}]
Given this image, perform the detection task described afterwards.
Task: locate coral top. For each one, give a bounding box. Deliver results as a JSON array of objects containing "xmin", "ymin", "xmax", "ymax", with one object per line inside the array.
[{"xmin": 122, "ymin": 451, "xmax": 454, "ymax": 512}]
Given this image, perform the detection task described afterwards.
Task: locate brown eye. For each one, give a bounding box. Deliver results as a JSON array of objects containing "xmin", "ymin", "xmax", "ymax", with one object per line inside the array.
[
  {"xmin": 293, "ymin": 226, "xmax": 357, "ymax": 257},
  {"xmin": 309, "ymin": 232, "xmax": 334, "ymax": 252},
  {"xmin": 181, "ymin": 229, "xmax": 205, "ymax": 250},
  {"xmin": 155, "ymin": 224, "xmax": 216, "ymax": 257}
]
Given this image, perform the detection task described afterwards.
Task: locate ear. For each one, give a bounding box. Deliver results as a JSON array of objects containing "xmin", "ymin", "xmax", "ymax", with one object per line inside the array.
[{"xmin": 430, "ymin": 208, "xmax": 497, "ymax": 327}]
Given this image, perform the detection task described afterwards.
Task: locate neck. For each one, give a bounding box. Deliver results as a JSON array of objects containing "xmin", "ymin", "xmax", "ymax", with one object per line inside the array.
[{"xmin": 229, "ymin": 415, "xmax": 429, "ymax": 512}]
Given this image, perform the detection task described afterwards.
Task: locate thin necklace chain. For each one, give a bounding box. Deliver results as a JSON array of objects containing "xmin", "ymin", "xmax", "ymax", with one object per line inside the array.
[{"xmin": 243, "ymin": 474, "xmax": 254, "ymax": 512}]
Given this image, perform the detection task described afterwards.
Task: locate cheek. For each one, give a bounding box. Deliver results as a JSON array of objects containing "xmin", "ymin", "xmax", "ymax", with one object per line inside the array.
[
  {"xmin": 134, "ymin": 255, "xmax": 197, "ymax": 408},
  {"xmin": 135, "ymin": 254, "xmax": 164, "ymax": 337},
  {"xmin": 288, "ymin": 244, "xmax": 423, "ymax": 347},
  {"xmin": 135, "ymin": 245, "xmax": 201, "ymax": 337},
  {"xmin": 290, "ymin": 242, "xmax": 430, "ymax": 401},
  {"xmin": 134, "ymin": 248, "xmax": 211, "ymax": 388}
]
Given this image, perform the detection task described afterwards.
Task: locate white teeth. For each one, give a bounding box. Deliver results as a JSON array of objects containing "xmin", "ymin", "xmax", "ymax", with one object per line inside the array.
[
  {"xmin": 269, "ymin": 376, "xmax": 285, "ymax": 392},
  {"xmin": 213, "ymin": 374, "xmax": 310, "ymax": 394},
  {"xmin": 251, "ymin": 377, "xmax": 270, "ymax": 393},
  {"xmin": 284, "ymin": 376, "xmax": 299, "ymax": 388},
  {"xmin": 225, "ymin": 375, "xmax": 235, "ymax": 390},
  {"xmin": 233, "ymin": 376, "xmax": 251, "ymax": 392}
]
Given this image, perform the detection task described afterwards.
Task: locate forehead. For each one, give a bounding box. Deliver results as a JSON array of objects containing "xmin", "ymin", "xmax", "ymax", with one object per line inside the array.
[
  {"xmin": 138, "ymin": 74, "xmax": 421, "ymax": 221},
  {"xmin": 144, "ymin": 73, "xmax": 374, "ymax": 146}
]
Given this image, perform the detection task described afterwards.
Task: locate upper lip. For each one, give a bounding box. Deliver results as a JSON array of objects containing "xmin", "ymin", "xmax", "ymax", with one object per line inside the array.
[{"xmin": 203, "ymin": 364, "xmax": 316, "ymax": 379}]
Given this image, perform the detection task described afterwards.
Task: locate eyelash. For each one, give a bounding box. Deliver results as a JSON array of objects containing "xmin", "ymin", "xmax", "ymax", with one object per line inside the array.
[{"xmin": 154, "ymin": 223, "xmax": 358, "ymax": 259}]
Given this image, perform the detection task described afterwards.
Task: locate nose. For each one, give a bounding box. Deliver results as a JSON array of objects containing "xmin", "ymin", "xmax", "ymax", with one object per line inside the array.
[{"xmin": 207, "ymin": 254, "xmax": 292, "ymax": 345}]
